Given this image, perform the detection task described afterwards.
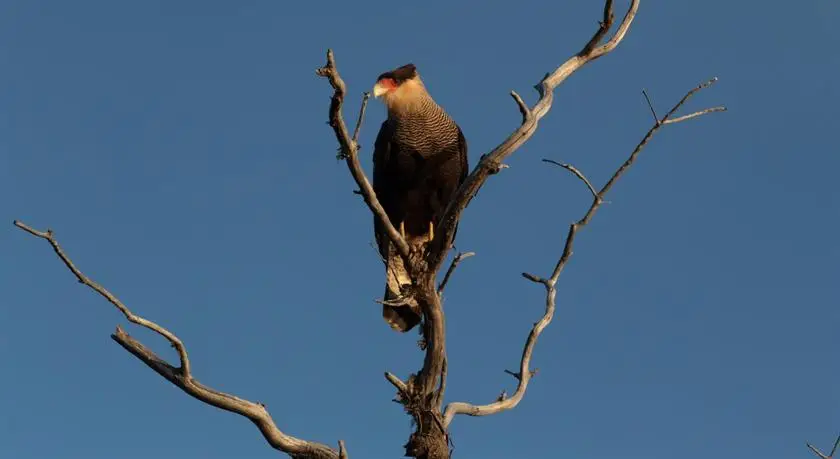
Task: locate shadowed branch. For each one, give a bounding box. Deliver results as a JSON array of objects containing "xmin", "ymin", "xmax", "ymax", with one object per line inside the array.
[
  {"xmin": 438, "ymin": 251, "xmax": 476, "ymax": 294},
  {"xmin": 13, "ymin": 220, "xmax": 344, "ymax": 459},
  {"xmin": 316, "ymin": 51, "xmax": 410, "ymax": 260}
]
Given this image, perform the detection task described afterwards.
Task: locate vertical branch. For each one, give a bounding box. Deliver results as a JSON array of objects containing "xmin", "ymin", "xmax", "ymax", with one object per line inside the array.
[{"xmin": 316, "ymin": 51, "xmax": 410, "ymax": 260}]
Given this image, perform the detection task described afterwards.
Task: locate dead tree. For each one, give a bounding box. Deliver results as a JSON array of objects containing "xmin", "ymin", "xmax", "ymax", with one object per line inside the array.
[{"xmin": 14, "ymin": 1, "xmax": 726, "ymax": 458}]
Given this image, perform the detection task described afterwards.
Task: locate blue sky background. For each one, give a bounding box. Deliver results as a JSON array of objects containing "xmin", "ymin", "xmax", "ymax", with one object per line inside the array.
[{"xmin": 2, "ymin": 1, "xmax": 838, "ymax": 458}]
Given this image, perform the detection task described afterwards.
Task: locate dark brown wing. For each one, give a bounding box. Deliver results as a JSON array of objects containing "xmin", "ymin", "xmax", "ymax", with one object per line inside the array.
[
  {"xmin": 448, "ymin": 125, "xmax": 469, "ymax": 244},
  {"xmin": 373, "ymin": 119, "xmax": 422, "ymax": 332},
  {"xmin": 456, "ymin": 124, "xmax": 468, "ymax": 184},
  {"xmin": 372, "ymin": 119, "xmax": 397, "ymax": 262}
]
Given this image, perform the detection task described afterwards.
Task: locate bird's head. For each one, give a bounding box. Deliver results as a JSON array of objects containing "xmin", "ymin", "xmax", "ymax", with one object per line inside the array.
[{"xmin": 372, "ymin": 63, "xmax": 427, "ymax": 112}]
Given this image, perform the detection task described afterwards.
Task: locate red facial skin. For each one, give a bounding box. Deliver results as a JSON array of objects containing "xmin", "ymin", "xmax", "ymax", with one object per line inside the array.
[{"xmin": 377, "ymin": 77, "xmax": 397, "ymax": 92}]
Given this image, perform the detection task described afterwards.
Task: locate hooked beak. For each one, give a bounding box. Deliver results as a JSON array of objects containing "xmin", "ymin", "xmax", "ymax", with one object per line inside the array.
[{"xmin": 372, "ymin": 82, "xmax": 389, "ymax": 98}]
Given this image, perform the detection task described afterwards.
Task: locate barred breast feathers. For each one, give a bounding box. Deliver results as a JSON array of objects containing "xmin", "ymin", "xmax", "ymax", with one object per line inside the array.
[{"xmin": 385, "ymin": 78, "xmax": 460, "ymax": 154}]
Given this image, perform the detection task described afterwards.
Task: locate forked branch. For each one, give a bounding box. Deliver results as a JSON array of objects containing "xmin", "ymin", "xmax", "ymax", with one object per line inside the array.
[
  {"xmin": 12, "ymin": 220, "xmax": 343, "ymax": 459},
  {"xmin": 427, "ymin": 0, "xmax": 641, "ymax": 270},
  {"xmin": 808, "ymin": 434, "xmax": 840, "ymax": 459},
  {"xmin": 442, "ymin": 78, "xmax": 726, "ymax": 426}
]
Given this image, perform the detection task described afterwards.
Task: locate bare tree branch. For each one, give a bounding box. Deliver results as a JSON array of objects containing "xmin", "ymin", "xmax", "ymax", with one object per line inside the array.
[
  {"xmin": 442, "ymin": 78, "xmax": 726, "ymax": 426},
  {"xmin": 13, "ymin": 221, "xmax": 193, "ymax": 374},
  {"xmin": 663, "ymin": 107, "xmax": 726, "ymax": 124},
  {"xmin": 541, "ymin": 160, "xmax": 599, "ymax": 199},
  {"xmin": 316, "ymin": 50, "xmax": 410, "ymax": 260},
  {"xmin": 352, "ymin": 92, "xmax": 370, "ymax": 144},
  {"xmin": 641, "ymin": 89, "xmax": 659, "ymax": 123},
  {"xmin": 438, "ymin": 251, "xmax": 476, "ymax": 294},
  {"xmin": 427, "ymin": 0, "xmax": 641, "ymax": 271},
  {"xmin": 510, "ymin": 91, "xmax": 530, "ymax": 124},
  {"xmin": 13, "ymin": 220, "xmax": 342, "ymax": 459},
  {"xmin": 385, "ymin": 371, "xmax": 409, "ymax": 394},
  {"xmin": 808, "ymin": 434, "xmax": 840, "ymax": 459}
]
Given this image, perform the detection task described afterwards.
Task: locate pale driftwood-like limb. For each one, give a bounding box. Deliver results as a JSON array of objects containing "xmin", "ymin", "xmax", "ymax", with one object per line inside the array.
[
  {"xmin": 663, "ymin": 107, "xmax": 725, "ymax": 124},
  {"xmin": 438, "ymin": 251, "xmax": 476, "ymax": 294},
  {"xmin": 428, "ymin": 0, "xmax": 641, "ymax": 271},
  {"xmin": 442, "ymin": 78, "xmax": 726, "ymax": 427},
  {"xmin": 13, "ymin": 220, "xmax": 343, "ymax": 459},
  {"xmin": 316, "ymin": 51, "xmax": 410, "ymax": 260},
  {"xmin": 385, "ymin": 371, "xmax": 409, "ymax": 394},
  {"xmin": 808, "ymin": 434, "xmax": 840, "ymax": 459}
]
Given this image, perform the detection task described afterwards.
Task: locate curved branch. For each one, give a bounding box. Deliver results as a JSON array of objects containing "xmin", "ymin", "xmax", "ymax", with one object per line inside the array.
[
  {"xmin": 442, "ymin": 78, "xmax": 726, "ymax": 427},
  {"xmin": 428, "ymin": 0, "xmax": 641, "ymax": 270},
  {"xmin": 438, "ymin": 251, "xmax": 475, "ymax": 294},
  {"xmin": 316, "ymin": 50, "xmax": 411, "ymax": 260},
  {"xmin": 13, "ymin": 220, "xmax": 342, "ymax": 459},
  {"xmin": 13, "ymin": 221, "xmax": 193, "ymax": 375}
]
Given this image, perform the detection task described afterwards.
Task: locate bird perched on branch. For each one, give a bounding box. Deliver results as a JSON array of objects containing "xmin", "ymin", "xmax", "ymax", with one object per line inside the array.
[{"xmin": 371, "ymin": 63, "xmax": 469, "ymax": 333}]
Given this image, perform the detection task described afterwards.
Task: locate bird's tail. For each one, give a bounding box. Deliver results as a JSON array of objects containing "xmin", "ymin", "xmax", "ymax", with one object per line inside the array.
[{"xmin": 381, "ymin": 247, "xmax": 421, "ymax": 333}]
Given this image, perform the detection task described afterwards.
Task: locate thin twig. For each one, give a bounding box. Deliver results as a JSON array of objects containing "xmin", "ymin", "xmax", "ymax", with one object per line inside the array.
[
  {"xmin": 352, "ymin": 92, "xmax": 370, "ymax": 144},
  {"xmin": 663, "ymin": 106, "xmax": 726, "ymax": 124},
  {"xmin": 13, "ymin": 220, "xmax": 192, "ymax": 376},
  {"xmin": 438, "ymin": 251, "xmax": 476, "ymax": 294},
  {"xmin": 14, "ymin": 220, "xmax": 341, "ymax": 459},
  {"xmin": 598, "ymin": 77, "xmax": 723, "ymax": 200},
  {"xmin": 807, "ymin": 433, "xmax": 840, "ymax": 459},
  {"xmin": 541, "ymin": 160, "xmax": 599, "ymax": 200},
  {"xmin": 661, "ymin": 77, "xmax": 719, "ymax": 121},
  {"xmin": 642, "ymin": 89, "xmax": 659, "ymax": 123},
  {"xmin": 442, "ymin": 77, "xmax": 726, "ymax": 427},
  {"xmin": 503, "ymin": 369, "xmax": 538, "ymax": 381}
]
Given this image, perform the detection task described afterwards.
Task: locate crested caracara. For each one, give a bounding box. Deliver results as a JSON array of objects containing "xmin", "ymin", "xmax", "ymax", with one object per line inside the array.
[{"xmin": 371, "ymin": 63, "xmax": 469, "ymax": 333}]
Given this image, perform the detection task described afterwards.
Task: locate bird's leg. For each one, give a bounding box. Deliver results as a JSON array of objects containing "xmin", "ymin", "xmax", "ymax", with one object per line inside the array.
[
  {"xmin": 400, "ymin": 221, "xmax": 406, "ymax": 239},
  {"xmin": 426, "ymin": 221, "xmax": 434, "ymax": 242}
]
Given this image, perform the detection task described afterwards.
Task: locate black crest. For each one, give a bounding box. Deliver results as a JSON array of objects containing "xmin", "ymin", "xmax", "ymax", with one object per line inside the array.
[{"xmin": 377, "ymin": 63, "xmax": 418, "ymax": 84}]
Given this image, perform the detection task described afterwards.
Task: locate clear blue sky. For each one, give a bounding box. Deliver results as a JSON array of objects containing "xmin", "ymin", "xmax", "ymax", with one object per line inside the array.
[{"xmin": 2, "ymin": 1, "xmax": 838, "ymax": 458}]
